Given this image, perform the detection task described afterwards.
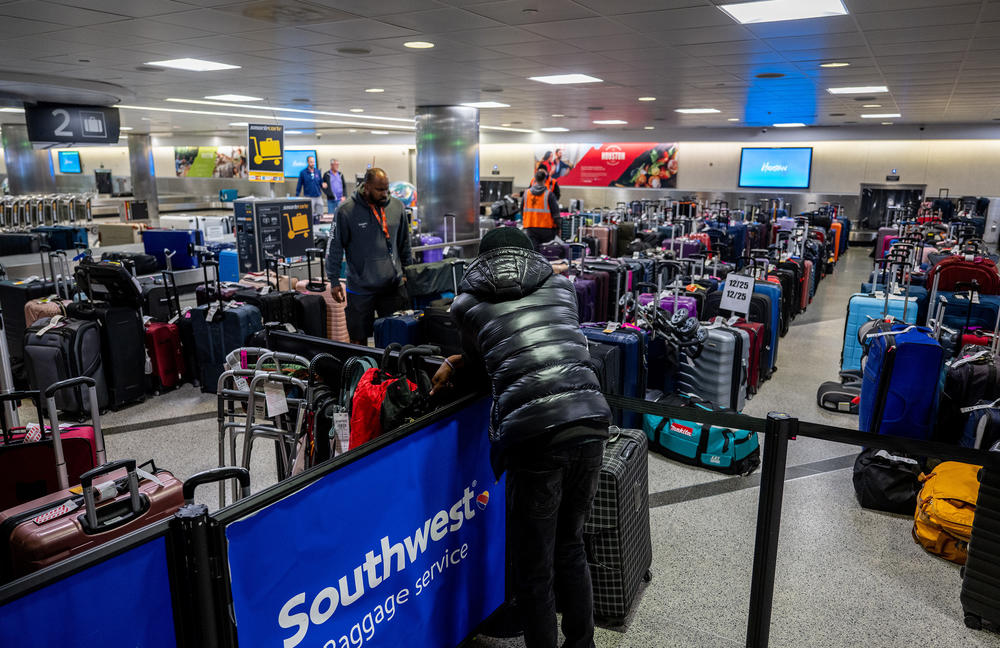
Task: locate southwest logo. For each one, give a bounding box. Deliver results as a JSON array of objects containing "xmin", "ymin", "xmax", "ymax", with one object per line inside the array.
[{"xmin": 476, "ymin": 491, "xmax": 490, "ymax": 511}]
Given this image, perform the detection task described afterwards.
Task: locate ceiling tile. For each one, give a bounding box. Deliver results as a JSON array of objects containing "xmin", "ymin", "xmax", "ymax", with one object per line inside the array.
[
  {"xmin": 491, "ymin": 40, "xmax": 583, "ymax": 57},
  {"xmin": 306, "ymin": 0, "xmax": 440, "ymax": 16},
  {"xmin": 520, "ymin": 17, "xmax": 634, "ymax": 39},
  {"xmin": 449, "ymin": 26, "xmax": 546, "ymax": 46},
  {"xmin": 90, "ymin": 18, "xmax": 218, "ymax": 40},
  {"xmin": 615, "ymin": 6, "xmax": 734, "ymax": 32},
  {"xmin": 666, "ymin": 24, "xmax": 755, "ymax": 45},
  {"xmin": 150, "ymin": 8, "xmax": 275, "ymax": 33},
  {"xmin": 382, "ymin": 7, "xmax": 501, "ymax": 32},
  {"xmin": 0, "ymin": 1, "xmax": 127, "ymax": 26},
  {"xmin": 47, "ymin": 0, "xmax": 193, "ymax": 17},
  {"xmin": 857, "ymin": 4, "xmax": 983, "ymax": 29},
  {"xmin": 845, "ymin": 0, "xmax": 975, "ymax": 11},
  {"xmin": 746, "ymin": 15, "xmax": 858, "ymax": 38},
  {"xmin": 301, "ymin": 18, "xmax": 417, "ymax": 40},
  {"xmin": 465, "ymin": 0, "xmax": 597, "ymax": 26}
]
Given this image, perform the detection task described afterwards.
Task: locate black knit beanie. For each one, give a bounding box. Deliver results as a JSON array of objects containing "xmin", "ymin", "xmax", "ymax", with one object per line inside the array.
[{"xmin": 479, "ymin": 227, "xmax": 534, "ymax": 254}]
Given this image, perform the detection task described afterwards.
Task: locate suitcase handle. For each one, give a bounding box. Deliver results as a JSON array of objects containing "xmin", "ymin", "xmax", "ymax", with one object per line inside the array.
[
  {"xmin": 79, "ymin": 459, "xmax": 143, "ymax": 531},
  {"xmin": 183, "ymin": 467, "xmax": 250, "ymax": 504},
  {"xmin": 43, "ymin": 377, "xmax": 105, "ymax": 490},
  {"xmin": 0, "ymin": 390, "xmax": 44, "ymax": 443}
]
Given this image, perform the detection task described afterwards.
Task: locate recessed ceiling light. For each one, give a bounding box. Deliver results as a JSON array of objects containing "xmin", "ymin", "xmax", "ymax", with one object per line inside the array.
[
  {"xmin": 675, "ymin": 108, "xmax": 720, "ymax": 114},
  {"xmin": 773, "ymin": 122, "xmax": 806, "ymax": 128},
  {"xmin": 828, "ymin": 85, "xmax": 888, "ymax": 94},
  {"xmin": 349, "ymin": 129, "xmax": 357, "ymax": 133},
  {"xmin": 119, "ymin": 126, "xmax": 134, "ymax": 131},
  {"xmin": 0, "ymin": 107, "xmax": 24, "ymax": 113},
  {"xmin": 501, "ymin": 123, "xmax": 511, "ymax": 127},
  {"xmin": 145, "ymin": 58, "xmax": 239, "ymax": 71},
  {"xmin": 861, "ymin": 113, "xmax": 901, "ymax": 118},
  {"xmin": 728, "ymin": 118, "xmax": 740, "ymax": 122},
  {"xmin": 643, "ymin": 126, "xmax": 655, "ymax": 130},
  {"xmin": 551, "ymin": 114, "xmax": 564, "ymax": 117},
  {"xmin": 593, "ymin": 119, "xmax": 627, "ymax": 125},
  {"xmin": 205, "ymin": 94, "xmax": 261, "ymax": 102},
  {"xmin": 404, "ymin": 41, "xmax": 435, "ymax": 49},
  {"xmin": 365, "ymin": 88, "xmax": 384, "ymax": 93},
  {"xmin": 229, "ymin": 122, "xmax": 248, "ymax": 126},
  {"xmin": 371, "ymin": 130, "xmax": 390, "ymax": 134},
  {"xmin": 284, "ymin": 130, "xmax": 303, "ymax": 134},
  {"xmin": 755, "ymin": 72, "xmax": 785, "ymax": 79},
  {"xmin": 529, "ymin": 74, "xmax": 603, "ymax": 85},
  {"xmin": 540, "ymin": 127, "xmax": 570, "ymax": 132},
  {"xmin": 638, "ymin": 97, "xmax": 656, "ymax": 102},
  {"xmin": 820, "ymin": 62, "xmax": 851, "ymax": 68},
  {"xmin": 882, "ymin": 122, "xmax": 893, "ymax": 125},
  {"xmin": 349, "ymin": 108, "xmax": 364, "ymax": 113},
  {"xmin": 863, "ymin": 104, "xmax": 882, "ymax": 108},
  {"xmin": 460, "ymin": 101, "xmax": 510, "ymax": 108},
  {"xmin": 720, "ymin": 0, "xmax": 847, "ymax": 24},
  {"xmin": 337, "ymin": 47, "xmax": 371, "ymax": 55}
]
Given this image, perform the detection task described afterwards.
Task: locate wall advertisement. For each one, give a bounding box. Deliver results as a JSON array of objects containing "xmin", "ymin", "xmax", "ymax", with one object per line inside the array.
[
  {"xmin": 174, "ymin": 146, "xmax": 248, "ymax": 178},
  {"xmin": 534, "ymin": 142, "xmax": 679, "ymax": 188}
]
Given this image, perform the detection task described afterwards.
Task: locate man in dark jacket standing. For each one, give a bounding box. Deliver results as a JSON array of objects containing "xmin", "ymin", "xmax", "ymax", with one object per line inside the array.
[
  {"xmin": 431, "ymin": 227, "xmax": 611, "ymax": 648},
  {"xmin": 295, "ymin": 155, "xmax": 324, "ymax": 217},
  {"xmin": 326, "ymin": 167, "xmax": 413, "ymax": 345},
  {"xmin": 321, "ymin": 158, "xmax": 346, "ymax": 215}
]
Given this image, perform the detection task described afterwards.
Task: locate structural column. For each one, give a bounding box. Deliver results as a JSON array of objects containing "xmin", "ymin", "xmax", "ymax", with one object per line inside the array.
[
  {"xmin": 128, "ymin": 132, "xmax": 158, "ymax": 222},
  {"xmin": 415, "ymin": 106, "xmax": 479, "ymax": 243},
  {"xmin": 2, "ymin": 123, "xmax": 55, "ymax": 194}
]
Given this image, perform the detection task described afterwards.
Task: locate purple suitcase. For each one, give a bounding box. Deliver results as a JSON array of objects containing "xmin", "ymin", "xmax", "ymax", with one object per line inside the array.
[
  {"xmin": 419, "ymin": 234, "xmax": 444, "ymax": 263},
  {"xmin": 574, "ymin": 278, "xmax": 597, "ymax": 323},
  {"xmin": 540, "ymin": 241, "xmax": 570, "ymax": 261},
  {"xmin": 638, "ymin": 293, "xmax": 699, "ymax": 320},
  {"xmin": 661, "ymin": 238, "xmax": 704, "ymax": 258},
  {"xmin": 875, "ymin": 227, "xmax": 899, "ymax": 259}
]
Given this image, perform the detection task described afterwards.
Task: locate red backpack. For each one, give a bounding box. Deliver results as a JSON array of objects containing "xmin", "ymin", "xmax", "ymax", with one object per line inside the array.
[{"xmin": 349, "ymin": 344, "xmax": 414, "ymax": 450}]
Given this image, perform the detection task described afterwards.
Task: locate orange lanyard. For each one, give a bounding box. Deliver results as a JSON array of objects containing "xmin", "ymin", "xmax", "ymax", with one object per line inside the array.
[{"xmin": 369, "ymin": 205, "xmax": 390, "ymax": 241}]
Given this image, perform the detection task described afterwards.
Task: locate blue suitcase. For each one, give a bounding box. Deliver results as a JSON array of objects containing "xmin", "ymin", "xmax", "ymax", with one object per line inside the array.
[
  {"xmin": 753, "ymin": 283, "xmax": 781, "ymax": 374},
  {"xmin": 935, "ymin": 291, "xmax": 1000, "ymax": 332},
  {"xmin": 188, "ymin": 303, "xmax": 263, "ymax": 393},
  {"xmin": 374, "ymin": 313, "xmax": 421, "ymax": 348},
  {"xmin": 581, "ymin": 326, "xmax": 647, "ymax": 427},
  {"xmin": 31, "ymin": 226, "xmax": 87, "ymax": 250},
  {"xmin": 219, "ymin": 249, "xmax": 240, "ymax": 283},
  {"xmin": 859, "ymin": 323, "xmax": 944, "ymax": 439},
  {"xmin": 861, "ymin": 283, "xmax": 929, "ymax": 325},
  {"xmin": 841, "ymin": 293, "xmax": 917, "ymax": 372},
  {"xmin": 836, "ymin": 217, "xmax": 850, "ymax": 254},
  {"xmin": 143, "ymin": 230, "xmax": 204, "ymax": 270}
]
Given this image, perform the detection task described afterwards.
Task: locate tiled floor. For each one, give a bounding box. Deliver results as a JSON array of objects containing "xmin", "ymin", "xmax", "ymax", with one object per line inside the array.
[{"xmin": 72, "ymin": 246, "xmax": 1000, "ymax": 647}]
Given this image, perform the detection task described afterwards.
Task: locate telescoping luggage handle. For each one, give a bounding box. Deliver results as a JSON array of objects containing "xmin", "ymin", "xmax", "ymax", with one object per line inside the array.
[
  {"xmin": 44, "ymin": 376, "xmax": 106, "ymax": 490},
  {"xmin": 183, "ymin": 466, "xmax": 250, "ymax": 505},
  {"xmin": 78, "ymin": 459, "xmax": 141, "ymax": 532},
  {"xmin": 304, "ymin": 247, "xmax": 327, "ymax": 292},
  {"xmin": 0, "ymin": 390, "xmax": 45, "ymax": 444}
]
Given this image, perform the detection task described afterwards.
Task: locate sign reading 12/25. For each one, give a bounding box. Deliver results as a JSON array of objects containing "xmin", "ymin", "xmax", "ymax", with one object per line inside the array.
[
  {"xmin": 720, "ymin": 274, "xmax": 754, "ymax": 315},
  {"xmin": 24, "ymin": 103, "xmax": 121, "ymax": 144}
]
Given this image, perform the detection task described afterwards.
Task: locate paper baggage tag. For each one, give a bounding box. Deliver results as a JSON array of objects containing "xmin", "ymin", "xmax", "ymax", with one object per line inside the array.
[
  {"xmin": 284, "ymin": 323, "xmax": 296, "ymax": 332},
  {"xmin": 136, "ymin": 468, "xmax": 164, "ymax": 487},
  {"xmin": 727, "ymin": 314, "xmax": 741, "ymax": 326},
  {"xmin": 24, "ymin": 423, "xmax": 42, "ymax": 442},
  {"xmin": 34, "ymin": 315, "xmax": 64, "ymax": 337},
  {"xmin": 33, "ymin": 500, "xmax": 80, "ymax": 525},
  {"xmin": 235, "ymin": 376, "xmax": 250, "ymax": 392},
  {"xmin": 333, "ymin": 412, "xmax": 350, "ymax": 452},
  {"xmin": 603, "ymin": 322, "xmax": 619, "ymax": 334},
  {"xmin": 972, "ymin": 292, "xmax": 981, "ymax": 304},
  {"xmin": 206, "ymin": 303, "xmax": 219, "ymax": 322},
  {"xmin": 264, "ymin": 382, "xmax": 289, "ymax": 417}
]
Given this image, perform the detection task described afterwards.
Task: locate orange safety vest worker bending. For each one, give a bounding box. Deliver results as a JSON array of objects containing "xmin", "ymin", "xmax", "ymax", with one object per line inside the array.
[{"xmin": 521, "ymin": 168, "xmax": 562, "ymax": 249}]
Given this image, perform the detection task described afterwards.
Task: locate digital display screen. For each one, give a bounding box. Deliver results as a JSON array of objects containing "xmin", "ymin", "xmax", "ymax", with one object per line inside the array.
[
  {"xmin": 58, "ymin": 150, "xmax": 82, "ymax": 174},
  {"xmin": 738, "ymin": 147, "xmax": 813, "ymax": 189},
  {"xmin": 283, "ymin": 149, "xmax": 317, "ymax": 179}
]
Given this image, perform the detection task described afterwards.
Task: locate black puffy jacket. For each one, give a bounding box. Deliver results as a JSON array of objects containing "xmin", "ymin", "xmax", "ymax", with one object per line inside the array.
[{"xmin": 452, "ymin": 247, "xmax": 611, "ymax": 466}]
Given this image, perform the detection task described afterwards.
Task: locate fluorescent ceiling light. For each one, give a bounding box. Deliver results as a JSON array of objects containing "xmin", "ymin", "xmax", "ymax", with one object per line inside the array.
[
  {"xmin": 501, "ymin": 123, "xmax": 511, "ymax": 127},
  {"xmin": 827, "ymin": 85, "xmax": 888, "ymax": 94},
  {"xmin": 820, "ymin": 62, "xmax": 850, "ymax": 68},
  {"xmin": 364, "ymin": 88, "xmax": 384, "ymax": 93},
  {"xmin": 529, "ymin": 74, "xmax": 603, "ymax": 85},
  {"xmin": 882, "ymin": 122, "xmax": 893, "ymax": 125},
  {"xmin": 404, "ymin": 41, "xmax": 434, "ymax": 49},
  {"xmin": 349, "ymin": 129, "xmax": 357, "ymax": 133},
  {"xmin": 371, "ymin": 130, "xmax": 389, "ymax": 134},
  {"xmin": 593, "ymin": 119, "xmax": 627, "ymax": 125},
  {"xmin": 229, "ymin": 122, "xmax": 248, "ymax": 126},
  {"xmin": 145, "ymin": 58, "xmax": 239, "ymax": 71},
  {"xmin": 0, "ymin": 107, "xmax": 24, "ymax": 113},
  {"xmin": 461, "ymin": 101, "xmax": 510, "ymax": 108},
  {"xmin": 643, "ymin": 126, "xmax": 655, "ymax": 130},
  {"xmin": 119, "ymin": 126, "xmax": 134, "ymax": 131},
  {"xmin": 638, "ymin": 97, "xmax": 656, "ymax": 102},
  {"xmin": 116, "ymin": 104, "xmax": 416, "ymax": 131},
  {"xmin": 284, "ymin": 130, "xmax": 303, "ymax": 134},
  {"xmin": 165, "ymin": 98, "xmax": 414, "ymax": 123},
  {"xmin": 540, "ymin": 127, "xmax": 569, "ymax": 132},
  {"xmin": 720, "ymin": 0, "xmax": 847, "ymax": 24},
  {"xmin": 863, "ymin": 104, "xmax": 882, "ymax": 108},
  {"xmin": 728, "ymin": 118, "xmax": 740, "ymax": 122},
  {"xmin": 481, "ymin": 125, "xmax": 535, "ymax": 133},
  {"xmin": 551, "ymin": 114, "xmax": 564, "ymax": 117},
  {"xmin": 205, "ymin": 94, "xmax": 261, "ymax": 102},
  {"xmin": 773, "ymin": 122, "xmax": 806, "ymax": 127},
  {"xmin": 349, "ymin": 108, "xmax": 364, "ymax": 113},
  {"xmin": 861, "ymin": 113, "xmax": 901, "ymax": 118},
  {"xmin": 675, "ymin": 108, "xmax": 720, "ymax": 114}
]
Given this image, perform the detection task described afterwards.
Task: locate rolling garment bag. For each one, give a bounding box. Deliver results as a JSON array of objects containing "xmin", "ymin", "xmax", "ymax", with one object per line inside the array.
[
  {"xmin": 676, "ymin": 322, "xmax": 749, "ymax": 412},
  {"xmin": 23, "ymin": 316, "xmax": 109, "ymax": 413},
  {"xmin": 584, "ymin": 427, "xmax": 652, "ymax": 624},
  {"xmin": 859, "ymin": 322, "xmax": 944, "ymax": 440},
  {"xmin": 0, "ymin": 378, "xmax": 105, "ymax": 511},
  {"xmin": 961, "ymin": 465, "xmax": 1000, "ymax": 631},
  {"xmin": 0, "ymin": 458, "xmax": 183, "ymax": 583},
  {"xmin": 145, "ymin": 322, "xmax": 185, "ymax": 391}
]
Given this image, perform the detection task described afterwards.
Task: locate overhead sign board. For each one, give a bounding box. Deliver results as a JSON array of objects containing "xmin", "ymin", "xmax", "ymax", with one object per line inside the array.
[
  {"xmin": 25, "ymin": 102, "xmax": 121, "ymax": 144},
  {"xmin": 248, "ymin": 123, "xmax": 284, "ymax": 182}
]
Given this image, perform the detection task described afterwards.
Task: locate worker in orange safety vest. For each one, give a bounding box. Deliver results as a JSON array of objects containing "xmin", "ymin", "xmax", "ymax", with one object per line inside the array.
[{"xmin": 521, "ymin": 167, "xmax": 562, "ymax": 250}]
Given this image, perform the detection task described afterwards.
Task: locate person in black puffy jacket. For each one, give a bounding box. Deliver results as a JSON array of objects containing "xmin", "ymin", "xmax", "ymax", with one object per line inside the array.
[{"xmin": 431, "ymin": 227, "xmax": 610, "ymax": 648}]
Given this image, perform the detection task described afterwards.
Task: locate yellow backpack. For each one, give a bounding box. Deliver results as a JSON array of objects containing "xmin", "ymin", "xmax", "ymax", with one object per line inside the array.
[{"xmin": 913, "ymin": 461, "xmax": 981, "ymax": 565}]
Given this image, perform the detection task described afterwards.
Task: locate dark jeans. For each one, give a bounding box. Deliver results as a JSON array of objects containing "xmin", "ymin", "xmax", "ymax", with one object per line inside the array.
[
  {"xmin": 524, "ymin": 227, "xmax": 559, "ymax": 250},
  {"xmin": 508, "ymin": 440, "xmax": 604, "ymax": 648},
  {"xmin": 344, "ymin": 288, "xmax": 405, "ymax": 343}
]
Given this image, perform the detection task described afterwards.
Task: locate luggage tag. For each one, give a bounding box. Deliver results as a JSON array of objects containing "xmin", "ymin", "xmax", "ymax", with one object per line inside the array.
[
  {"xmin": 727, "ymin": 314, "xmax": 741, "ymax": 326},
  {"xmin": 235, "ymin": 376, "xmax": 250, "ymax": 392},
  {"xmin": 34, "ymin": 315, "xmax": 64, "ymax": 337},
  {"xmin": 206, "ymin": 303, "xmax": 220, "ymax": 322},
  {"xmin": 333, "ymin": 411, "xmax": 350, "ymax": 443},
  {"xmin": 32, "ymin": 499, "xmax": 80, "ymax": 525},
  {"xmin": 603, "ymin": 322, "xmax": 620, "ymax": 334},
  {"xmin": 265, "ymin": 382, "xmax": 289, "ymax": 417}
]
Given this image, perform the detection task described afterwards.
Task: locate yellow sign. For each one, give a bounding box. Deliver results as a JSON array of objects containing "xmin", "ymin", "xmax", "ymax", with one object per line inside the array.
[
  {"xmin": 286, "ymin": 211, "xmax": 310, "ymax": 239},
  {"xmin": 248, "ymin": 124, "xmax": 284, "ymax": 183}
]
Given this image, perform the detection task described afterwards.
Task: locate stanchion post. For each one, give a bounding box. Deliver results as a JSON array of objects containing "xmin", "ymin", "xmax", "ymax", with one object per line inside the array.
[{"xmin": 746, "ymin": 412, "xmax": 796, "ymax": 648}]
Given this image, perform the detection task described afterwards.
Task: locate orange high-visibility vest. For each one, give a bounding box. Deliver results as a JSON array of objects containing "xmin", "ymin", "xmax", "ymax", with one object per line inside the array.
[{"xmin": 522, "ymin": 189, "xmax": 555, "ymax": 229}]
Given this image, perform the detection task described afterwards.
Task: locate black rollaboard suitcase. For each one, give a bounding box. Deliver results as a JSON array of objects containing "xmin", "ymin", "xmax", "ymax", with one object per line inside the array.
[
  {"xmin": 421, "ymin": 299, "xmax": 463, "ymax": 357},
  {"xmin": 293, "ymin": 292, "xmax": 327, "ymax": 338},
  {"xmin": 100, "ymin": 252, "xmax": 159, "ymax": 276},
  {"xmin": 23, "ymin": 317, "xmax": 110, "ymax": 413},
  {"xmin": 66, "ymin": 302, "xmax": 147, "ymax": 409},
  {"xmin": 588, "ymin": 341, "xmax": 623, "ymax": 424},
  {"xmin": 584, "ymin": 427, "xmax": 652, "ymax": 624},
  {"xmin": 962, "ymin": 466, "xmax": 1000, "ymax": 632},
  {"xmin": 0, "ymin": 233, "xmax": 41, "ymax": 255},
  {"xmin": 0, "ymin": 279, "xmax": 56, "ymax": 386}
]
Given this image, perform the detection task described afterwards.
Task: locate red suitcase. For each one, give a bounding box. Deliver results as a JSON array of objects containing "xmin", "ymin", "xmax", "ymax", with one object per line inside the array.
[
  {"xmin": 927, "ymin": 255, "xmax": 1000, "ymax": 294},
  {"xmin": 0, "ymin": 377, "xmax": 105, "ymax": 510},
  {"xmin": 732, "ymin": 318, "xmax": 764, "ymax": 393},
  {"xmin": 0, "ymin": 458, "xmax": 182, "ymax": 583},
  {"xmin": 145, "ymin": 322, "xmax": 185, "ymax": 390}
]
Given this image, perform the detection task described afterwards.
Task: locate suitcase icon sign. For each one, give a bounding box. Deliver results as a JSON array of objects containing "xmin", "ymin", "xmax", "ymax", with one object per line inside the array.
[
  {"xmin": 251, "ymin": 136, "xmax": 282, "ymax": 166},
  {"xmin": 286, "ymin": 212, "xmax": 310, "ymax": 239}
]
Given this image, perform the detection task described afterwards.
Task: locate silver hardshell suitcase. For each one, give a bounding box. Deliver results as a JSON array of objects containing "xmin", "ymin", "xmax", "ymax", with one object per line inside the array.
[{"xmin": 676, "ymin": 323, "xmax": 749, "ymax": 411}]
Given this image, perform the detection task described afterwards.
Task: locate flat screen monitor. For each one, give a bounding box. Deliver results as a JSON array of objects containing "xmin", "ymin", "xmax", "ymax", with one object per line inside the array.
[
  {"xmin": 284, "ymin": 149, "xmax": 317, "ymax": 179},
  {"xmin": 58, "ymin": 150, "xmax": 82, "ymax": 174},
  {"xmin": 738, "ymin": 147, "xmax": 813, "ymax": 189}
]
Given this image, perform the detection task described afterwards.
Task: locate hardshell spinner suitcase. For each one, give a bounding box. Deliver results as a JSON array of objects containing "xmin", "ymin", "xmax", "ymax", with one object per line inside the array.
[
  {"xmin": 421, "ymin": 300, "xmax": 463, "ymax": 357},
  {"xmin": 676, "ymin": 323, "xmax": 749, "ymax": 412},
  {"xmin": 584, "ymin": 428, "xmax": 651, "ymax": 624},
  {"xmin": 961, "ymin": 467, "xmax": 1000, "ymax": 632},
  {"xmin": 189, "ymin": 303, "xmax": 264, "ymax": 393},
  {"xmin": 23, "ymin": 317, "xmax": 109, "ymax": 413},
  {"xmin": 295, "ymin": 279, "xmax": 349, "ymax": 342},
  {"xmin": 588, "ymin": 342, "xmax": 623, "ymax": 424},
  {"xmin": 293, "ymin": 292, "xmax": 328, "ymax": 338},
  {"xmin": 581, "ymin": 327, "xmax": 647, "ymax": 427},
  {"xmin": 374, "ymin": 313, "xmax": 421, "ymax": 349},
  {"xmin": 142, "ymin": 229, "xmax": 204, "ymax": 270},
  {"xmin": 145, "ymin": 322, "xmax": 184, "ymax": 390},
  {"xmin": 841, "ymin": 293, "xmax": 917, "ymax": 372},
  {"xmin": 0, "ymin": 460, "xmax": 182, "ymax": 583}
]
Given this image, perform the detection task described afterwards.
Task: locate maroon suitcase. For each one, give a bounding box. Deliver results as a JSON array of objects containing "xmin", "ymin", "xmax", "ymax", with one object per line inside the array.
[
  {"xmin": 732, "ymin": 318, "xmax": 764, "ymax": 393},
  {"xmin": 0, "ymin": 459, "xmax": 183, "ymax": 582},
  {"xmin": 145, "ymin": 322, "xmax": 185, "ymax": 390}
]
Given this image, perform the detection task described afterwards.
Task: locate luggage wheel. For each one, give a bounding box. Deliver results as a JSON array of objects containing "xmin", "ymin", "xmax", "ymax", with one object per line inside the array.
[
  {"xmin": 643, "ymin": 569, "xmax": 653, "ymax": 583},
  {"xmin": 965, "ymin": 613, "xmax": 982, "ymax": 631}
]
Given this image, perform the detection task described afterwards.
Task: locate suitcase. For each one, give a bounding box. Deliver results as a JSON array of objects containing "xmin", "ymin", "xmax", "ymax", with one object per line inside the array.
[
  {"xmin": 676, "ymin": 323, "xmax": 749, "ymax": 412},
  {"xmin": 584, "ymin": 427, "xmax": 651, "ymax": 624},
  {"xmin": 293, "ymin": 292, "xmax": 327, "ymax": 338},
  {"xmin": 581, "ymin": 327, "xmax": 647, "ymax": 427},
  {"xmin": 23, "ymin": 259, "xmax": 74, "ymax": 328},
  {"xmin": 539, "ymin": 240, "xmax": 570, "ymax": 261},
  {"xmin": 0, "ymin": 233, "xmax": 41, "ymax": 255},
  {"xmin": 100, "ymin": 251, "xmax": 159, "ymax": 276},
  {"xmin": 97, "ymin": 222, "xmax": 145, "ymax": 246},
  {"xmin": 861, "ymin": 283, "xmax": 930, "ymax": 325},
  {"xmin": 219, "ymin": 249, "xmax": 240, "ymax": 283},
  {"xmin": 573, "ymin": 278, "xmax": 597, "ymax": 323},
  {"xmin": 143, "ymin": 229, "xmax": 204, "ymax": 270},
  {"xmin": 588, "ymin": 341, "xmax": 623, "ymax": 424},
  {"xmin": 189, "ymin": 302, "xmax": 264, "ymax": 393},
  {"xmin": 859, "ymin": 323, "xmax": 944, "ymax": 440},
  {"xmin": 23, "ymin": 317, "xmax": 110, "ymax": 413},
  {"xmin": 830, "ymin": 222, "xmax": 843, "ymax": 261},
  {"xmin": 145, "ymin": 322, "xmax": 184, "ymax": 391},
  {"xmin": 420, "ymin": 299, "xmax": 463, "ymax": 357},
  {"xmin": 753, "ymin": 282, "xmax": 782, "ymax": 364},
  {"xmin": 961, "ymin": 466, "xmax": 1000, "ymax": 632},
  {"xmin": 841, "ymin": 292, "xmax": 918, "ymax": 373},
  {"xmin": 637, "ymin": 293, "xmax": 699, "ymax": 320},
  {"xmin": 418, "ymin": 234, "xmax": 444, "ymax": 263},
  {"xmin": 875, "ymin": 227, "xmax": 899, "ymax": 259},
  {"xmin": 927, "ymin": 256, "xmax": 1000, "ymax": 294},
  {"xmin": 0, "ymin": 459, "xmax": 183, "ymax": 583},
  {"xmin": 1, "ymin": 279, "xmax": 57, "ymax": 385},
  {"xmin": 0, "ymin": 378, "xmax": 105, "ymax": 511},
  {"xmin": 732, "ymin": 318, "xmax": 764, "ymax": 394},
  {"xmin": 140, "ymin": 276, "xmax": 171, "ymax": 321},
  {"xmin": 580, "ymin": 226, "xmax": 611, "ymax": 256},
  {"xmin": 65, "ymin": 301, "xmax": 147, "ymax": 409},
  {"xmin": 374, "ymin": 313, "xmax": 422, "ymax": 349},
  {"xmin": 936, "ymin": 352, "xmax": 1000, "ymax": 446},
  {"xmin": 31, "ymin": 226, "xmax": 87, "ymax": 251}
]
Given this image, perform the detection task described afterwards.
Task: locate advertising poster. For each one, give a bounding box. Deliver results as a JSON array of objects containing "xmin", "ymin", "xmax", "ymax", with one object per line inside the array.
[
  {"xmin": 174, "ymin": 146, "xmax": 248, "ymax": 178},
  {"xmin": 248, "ymin": 123, "xmax": 284, "ymax": 182},
  {"xmin": 535, "ymin": 142, "xmax": 678, "ymax": 188},
  {"xmin": 225, "ymin": 399, "xmax": 505, "ymax": 648}
]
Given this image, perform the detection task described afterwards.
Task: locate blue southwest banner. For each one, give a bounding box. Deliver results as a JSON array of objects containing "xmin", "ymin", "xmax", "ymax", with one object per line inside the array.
[{"xmin": 226, "ymin": 398, "xmax": 505, "ymax": 648}]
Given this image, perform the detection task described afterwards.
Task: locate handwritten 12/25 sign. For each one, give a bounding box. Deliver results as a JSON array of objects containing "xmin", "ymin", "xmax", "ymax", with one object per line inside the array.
[{"xmin": 720, "ymin": 274, "xmax": 755, "ymax": 315}]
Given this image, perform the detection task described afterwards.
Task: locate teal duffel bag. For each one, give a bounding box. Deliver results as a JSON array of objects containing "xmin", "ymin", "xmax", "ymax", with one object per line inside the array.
[{"xmin": 642, "ymin": 393, "xmax": 760, "ymax": 475}]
